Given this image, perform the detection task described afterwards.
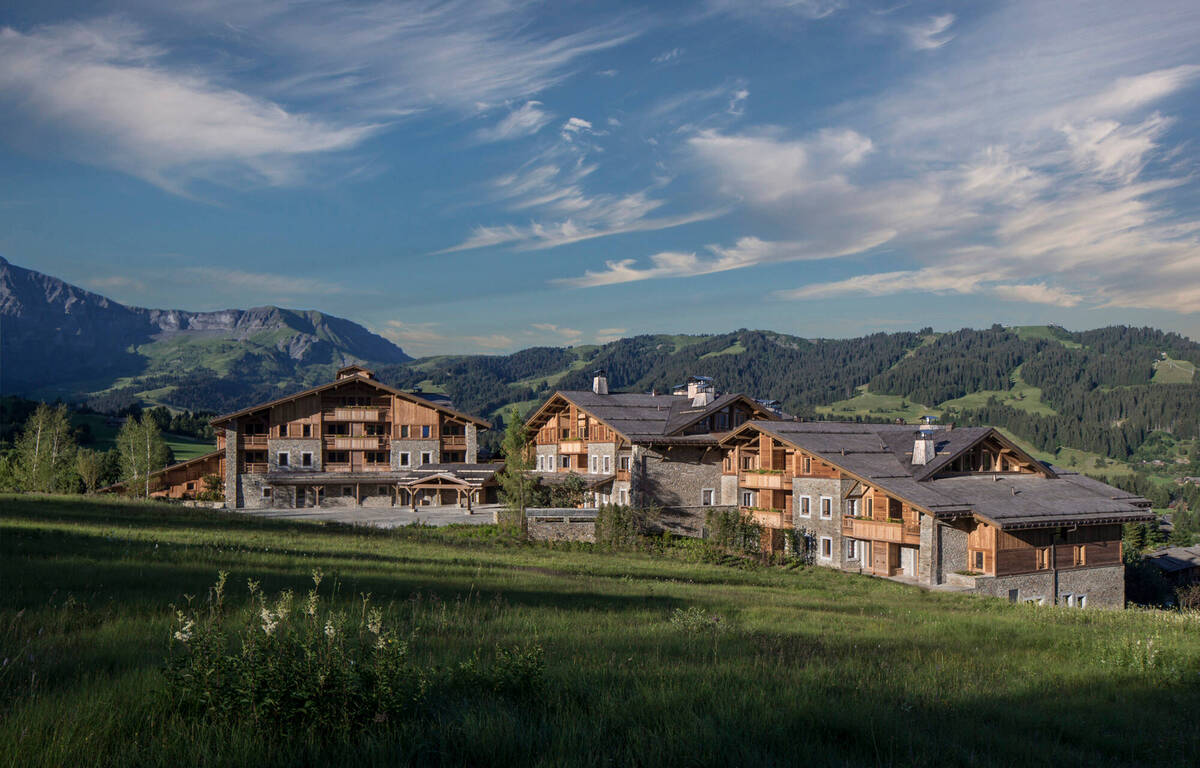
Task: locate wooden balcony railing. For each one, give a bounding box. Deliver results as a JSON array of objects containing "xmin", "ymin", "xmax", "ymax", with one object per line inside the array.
[
  {"xmin": 242, "ymin": 462, "xmax": 268, "ymax": 474},
  {"xmin": 323, "ymin": 407, "xmax": 387, "ymax": 422},
  {"xmin": 328, "ymin": 437, "xmax": 385, "ymax": 451},
  {"xmin": 740, "ymin": 472, "xmax": 788, "ymax": 490},
  {"xmin": 240, "ymin": 435, "xmax": 268, "ymax": 447},
  {"xmin": 843, "ymin": 517, "xmax": 922, "ymax": 545},
  {"xmin": 442, "ymin": 435, "xmax": 467, "ymax": 448},
  {"xmin": 744, "ymin": 507, "xmax": 789, "ymax": 529},
  {"xmin": 616, "ymin": 469, "xmax": 630, "ymax": 482},
  {"xmin": 559, "ymin": 440, "xmax": 587, "ymax": 454}
]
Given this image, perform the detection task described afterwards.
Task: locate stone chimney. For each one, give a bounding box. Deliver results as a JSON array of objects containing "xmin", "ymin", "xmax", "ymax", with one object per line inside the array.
[
  {"xmin": 687, "ymin": 376, "xmax": 715, "ymax": 407},
  {"xmin": 592, "ymin": 369, "xmax": 608, "ymax": 395},
  {"xmin": 912, "ymin": 415, "xmax": 937, "ymax": 465}
]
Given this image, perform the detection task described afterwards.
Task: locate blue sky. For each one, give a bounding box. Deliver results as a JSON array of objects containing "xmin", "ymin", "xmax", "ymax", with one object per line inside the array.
[{"xmin": 2, "ymin": 0, "xmax": 1199, "ymax": 355}]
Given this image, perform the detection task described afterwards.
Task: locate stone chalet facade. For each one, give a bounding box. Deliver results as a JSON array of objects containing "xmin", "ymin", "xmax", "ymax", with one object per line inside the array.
[
  {"xmin": 525, "ymin": 372, "xmax": 782, "ymax": 535},
  {"xmin": 719, "ymin": 420, "xmax": 1154, "ymax": 608}
]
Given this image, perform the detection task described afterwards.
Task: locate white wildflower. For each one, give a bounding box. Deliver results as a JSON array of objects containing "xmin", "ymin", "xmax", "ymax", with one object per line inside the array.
[
  {"xmin": 367, "ymin": 608, "xmax": 383, "ymax": 635},
  {"xmin": 324, "ymin": 620, "xmax": 336, "ymax": 639},
  {"xmin": 173, "ymin": 619, "xmax": 195, "ymax": 643},
  {"xmin": 261, "ymin": 607, "xmax": 278, "ymax": 636}
]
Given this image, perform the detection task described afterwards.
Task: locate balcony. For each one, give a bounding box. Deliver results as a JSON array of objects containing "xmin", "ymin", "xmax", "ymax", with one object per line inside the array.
[
  {"xmin": 740, "ymin": 471, "xmax": 788, "ymax": 490},
  {"xmin": 442, "ymin": 434, "xmax": 467, "ymax": 448},
  {"xmin": 843, "ymin": 517, "xmax": 922, "ymax": 545},
  {"xmin": 323, "ymin": 407, "xmax": 387, "ymax": 422},
  {"xmin": 616, "ymin": 469, "xmax": 630, "ymax": 482},
  {"xmin": 240, "ymin": 435, "xmax": 268, "ymax": 448},
  {"xmin": 242, "ymin": 462, "xmax": 268, "ymax": 474},
  {"xmin": 328, "ymin": 437, "xmax": 385, "ymax": 451},
  {"xmin": 744, "ymin": 507, "xmax": 789, "ymax": 529},
  {"xmin": 559, "ymin": 440, "xmax": 587, "ymax": 454}
]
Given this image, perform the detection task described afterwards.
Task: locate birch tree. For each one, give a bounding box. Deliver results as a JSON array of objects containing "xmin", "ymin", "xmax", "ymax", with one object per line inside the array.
[
  {"xmin": 118, "ymin": 414, "xmax": 169, "ymax": 497},
  {"xmin": 15, "ymin": 403, "xmax": 76, "ymax": 492}
]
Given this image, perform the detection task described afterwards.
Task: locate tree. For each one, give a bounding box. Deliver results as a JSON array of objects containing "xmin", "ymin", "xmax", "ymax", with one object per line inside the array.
[
  {"xmin": 76, "ymin": 448, "xmax": 103, "ymax": 494},
  {"xmin": 549, "ymin": 472, "xmax": 588, "ymax": 509},
  {"xmin": 15, "ymin": 403, "xmax": 77, "ymax": 492},
  {"xmin": 494, "ymin": 406, "xmax": 536, "ymax": 531},
  {"xmin": 118, "ymin": 414, "xmax": 170, "ymax": 498}
]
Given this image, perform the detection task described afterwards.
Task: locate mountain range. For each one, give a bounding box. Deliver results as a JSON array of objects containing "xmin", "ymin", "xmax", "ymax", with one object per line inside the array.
[
  {"xmin": 2, "ymin": 258, "xmax": 1198, "ymax": 474},
  {"xmin": 0, "ymin": 256, "xmax": 410, "ymax": 405}
]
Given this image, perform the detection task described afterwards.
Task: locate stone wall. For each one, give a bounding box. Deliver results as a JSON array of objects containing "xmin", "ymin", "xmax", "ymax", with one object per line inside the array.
[
  {"xmin": 719, "ymin": 474, "xmax": 739, "ymax": 506},
  {"xmin": 535, "ymin": 443, "xmax": 558, "ymax": 472},
  {"xmin": 391, "ymin": 440, "xmax": 440, "ymax": 469},
  {"xmin": 638, "ymin": 445, "xmax": 723, "ymax": 510},
  {"xmin": 970, "ymin": 564, "xmax": 1126, "ymax": 609},
  {"xmin": 792, "ymin": 476, "xmax": 856, "ymax": 569},
  {"xmin": 267, "ymin": 438, "xmax": 323, "ymax": 471},
  {"xmin": 937, "ymin": 522, "xmax": 970, "ymax": 583},
  {"xmin": 587, "ymin": 441, "xmax": 617, "ymax": 475},
  {"xmin": 224, "ymin": 422, "xmax": 239, "ymax": 509},
  {"xmin": 465, "ymin": 424, "xmax": 478, "ymax": 464},
  {"xmin": 526, "ymin": 510, "xmax": 597, "ymax": 543}
]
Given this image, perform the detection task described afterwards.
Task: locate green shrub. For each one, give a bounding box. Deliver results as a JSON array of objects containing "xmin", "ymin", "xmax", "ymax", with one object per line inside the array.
[
  {"xmin": 164, "ymin": 570, "xmax": 543, "ymax": 736},
  {"xmin": 705, "ymin": 508, "xmax": 762, "ymax": 553},
  {"xmin": 595, "ymin": 503, "xmax": 659, "ymax": 549}
]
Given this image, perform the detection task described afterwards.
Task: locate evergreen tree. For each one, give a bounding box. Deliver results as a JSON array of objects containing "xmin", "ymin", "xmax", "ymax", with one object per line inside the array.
[
  {"xmin": 494, "ymin": 406, "xmax": 536, "ymax": 526},
  {"xmin": 118, "ymin": 415, "xmax": 170, "ymax": 498},
  {"xmin": 15, "ymin": 403, "xmax": 77, "ymax": 492}
]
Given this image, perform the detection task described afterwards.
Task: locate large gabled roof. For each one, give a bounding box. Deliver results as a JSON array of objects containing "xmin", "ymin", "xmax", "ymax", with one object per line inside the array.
[
  {"xmin": 525, "ymin": 389, "xmax": 778, "ymax": 443},
  {"xmin": 210, "ymin": 371, "xmax": 490, "ymax": 429},
  {"xmin": 720, "ymin": 420, "xmax": 1153, "ymax": 530}
]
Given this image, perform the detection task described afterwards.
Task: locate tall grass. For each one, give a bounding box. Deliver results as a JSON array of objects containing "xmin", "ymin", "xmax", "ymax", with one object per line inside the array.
[{"xmin": 2, "ymin": 493, "xmax": 1199, "ymax": 767}]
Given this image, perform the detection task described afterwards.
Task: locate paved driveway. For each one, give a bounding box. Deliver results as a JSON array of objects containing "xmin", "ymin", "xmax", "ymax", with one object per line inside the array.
[{"xmin": 240, "ymin": 503, "xmax": 503, "ymax": 529}]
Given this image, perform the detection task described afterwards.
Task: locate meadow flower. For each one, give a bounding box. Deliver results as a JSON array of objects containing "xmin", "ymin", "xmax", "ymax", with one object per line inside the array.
[
  {"xmin": 260, "ymin": 607, "xmax": 278, "ymax": 636},
  {"xmin": 173, "ymin": 619, "xmax": 195, "ymax": 643},
  {"xmin": 367, "ymin": 608, "xmax": 383, "ymax": 635},
  {"xmin": 324, "ymin": 620, "xmax": 336, "ymax": 639}
]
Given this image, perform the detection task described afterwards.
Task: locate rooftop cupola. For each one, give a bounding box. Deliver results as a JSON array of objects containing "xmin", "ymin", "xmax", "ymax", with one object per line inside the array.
[
  {"xmin": 592, "ymin": 369, "xmax": 609, "ymax": 395},
  {"xmin": 336, "ymin": 364, "xmax": 374, "ymax": 380}
]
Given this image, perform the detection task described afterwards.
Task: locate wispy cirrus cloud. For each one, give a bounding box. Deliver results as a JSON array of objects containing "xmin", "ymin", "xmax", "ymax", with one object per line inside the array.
[
  {"xmin": 475, "ymin": 101, "xmax": 553, "ymax": 142},
  {"xmin": 905, "ymin": 14, "xmax": 955, "ymax": 51}
]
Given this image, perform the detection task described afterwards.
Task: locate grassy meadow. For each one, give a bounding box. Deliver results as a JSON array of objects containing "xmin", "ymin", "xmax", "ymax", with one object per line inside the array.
[{"xmin": 2, "ymin": 495, "xmax": 1199, "ymax": 767}]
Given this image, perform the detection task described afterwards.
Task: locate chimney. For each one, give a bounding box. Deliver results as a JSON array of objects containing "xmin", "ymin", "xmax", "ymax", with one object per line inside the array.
[
  {"xmin": 912, "ymin": 415, "xmax": 937, "ymax": 466},
  {"xmin": 592, "ymin": 369, "xmax": 608, "ymax": 395},
  {"xmin": 687, "ymin": 376, "xmax": 715, "ymax": 407}
]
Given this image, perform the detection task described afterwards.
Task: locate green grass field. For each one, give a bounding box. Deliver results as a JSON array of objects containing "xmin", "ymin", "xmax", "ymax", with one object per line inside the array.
[
  {"xmin": 815, "ymin": 387, "xmax": 933, "ymax": 422},
  {"xmin": 3, "ymin": 496, "xmax": 1198, "ymax": 766},
  {"xmin": 71, "ymin": 413, "xmax": 214, "ymax": 463},
  {"xmin": 1152, "ymin": 357, "xmax": 1196, "ymax": 384}
]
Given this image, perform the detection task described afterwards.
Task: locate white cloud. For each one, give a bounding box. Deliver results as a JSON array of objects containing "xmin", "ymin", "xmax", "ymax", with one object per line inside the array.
[
  {"xmin": 0, "ymin": 19, "xmax": 377, "ymax": 193},
  {"xmin": 475, "ymin": 101, "xmax": 553, "ymax": 142},
  {"xmin": 905, "ymin": 14, "xmax": 955, "ymax": 51},
  {"xmin": 532, "ymin": 323, "xmax": 583, "ymax": 342},
  {"xmin": 596, "ymin": 327, "xmax": 628, "ymax": 343},
  {"xmin": 778, "ymin": 267, "xmax": 1083, "ymax": 307},
  {"xmin": 703, "ymin": 0, "xmax": 844, "ymax": 21},
  {"xmin": 86, "ymin": 275, "xmax": 148, "ymax": 294},
  {"xmin": 727, "ymin": 88, "xmax": 749, "ymax": 115},
  {"xmin": 183, "ymin": 267, "xmax": 348, "ymax": 295},
  {"xmin": 652, "ymin": 48, "xmax": 684, "ymax": 64},
  {"xmin": 560, "ymin": 117, "xmax": 599, "ymax": 141}
]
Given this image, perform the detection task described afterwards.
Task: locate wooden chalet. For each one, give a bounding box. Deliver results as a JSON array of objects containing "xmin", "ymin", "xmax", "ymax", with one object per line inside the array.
[
  {"xmin": 114, "ymin": 366, "xmax": 498, "ymax": 509},
  {"xmin": 719, "ymin": 420, "xmax": 1154, "ymax": 607},
  {"xmin": 524, "ymin": 372, "xmax": 781, "ymax": 531}
]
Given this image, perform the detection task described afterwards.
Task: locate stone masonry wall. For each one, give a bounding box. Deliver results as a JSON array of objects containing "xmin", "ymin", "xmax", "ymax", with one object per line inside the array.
[
  {"xmin": 267, "ymin": 438, "xmax": 323, "ymax": 472},
  {"xmin": 937, "ymin": 523, "xmax": 969, "ymax": 582},
  {"xmin": 535, "ymin": 444, "xmax": 558, "ymax": 472},
  {"xmin": 971, "ymin": 564, "xmax": 1125, "ymax": 609},
  {"xmin": 587, "ymin": 441, "xmax": 617, "ymax": 475},
  {"xmin": 637, "ymin": 445, "xmax": 725, "ymax": 535},
  {"xmin": 465, "ymin": 424, "xmax": 478, "ymax": 464},
  {"xmin": 792, "ymin": 476, "xmax": 856, "ymax": 569},
  {"xmin": 391, "ymin": 440, "xmax": 440, "ymax": 470},
  {"xmin": 224, "ymin": 422, "xmax": 239, "ymax": 509}
]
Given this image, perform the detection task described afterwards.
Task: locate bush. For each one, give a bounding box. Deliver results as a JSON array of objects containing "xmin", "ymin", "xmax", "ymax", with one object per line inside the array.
[
  {"xmin": 705, "ymin": 508, "xmax": 762, "ymax": 554},
  {"xmin": 1177, "ymin": 583, "xmax": 1200, "ymax": 611},
  {"xmin": 164, "ymin": 571, "xmax": 543, "ymax": 736},
  {"xmin": 595, "ymin": 503, "xmax": 659, "ymax": 549}
]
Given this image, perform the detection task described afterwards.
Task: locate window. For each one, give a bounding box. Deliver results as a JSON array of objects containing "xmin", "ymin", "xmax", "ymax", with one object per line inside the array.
[
  {"xmin": 741, "ymin": 490, "xmax": 754, "ymax": 507},
  {"xmin": 845, "ymin": 539, "xmax": 859, "ymax": 560},
  {"xmin": 400, "ymin": 425, "xmax": 410, "ymax": 438},
  {"xmin": 343, "ymin": 486, "xmax": 354, "ymax": 497},
  {"xmin": 325, "ymin": 423, "xmax": 349, "ymax": 435},
  {"xmin": 279, "ymin": 424, "xmax": 289, "ymax": 437},
  {"xmin": 619, "ymin": 489, "xmax": 628, "ymax": 505},
  {"xmin": 420, "ymin": 451, "xmax": 433, "ymax": 465},
  {"xmin": 421, "ymin": 425, "xmax": 431, "ymax": 438},
  {"xmin": 302, "ymin": 424, "xmax": 311, "ymax": 437},
  {"xmin": 819, "ymin": 536, "xmax": 833, "ymax": 560},
  {"xmin": 620, "ymin": 455, "xmax": 630, "ymax": 471},
  {"xmin": 846, "ymin": 498, "xmax": 858, "ymax": 517},
  {"xmin": 741, "ymin": 455, "xmax": 755, "ymax": 470},
  {"xmin": 820, "ymin": 497, "xmax": 833, "ymax": 519},
  {"xmin": 1073, "ymin": 544, "xmax": 1086, "ymax": 566},
  {"xmin": 365, "ymin": 451, "xmax": 388, "ymax": 464},
  {"xmin": 1036, "ymin": 547, "xmax": 1051, "ymax": 570},
  {"xmin": 1076, "ymin": 594, "xmax": 1087, "ymax": 608},
  {"xmin": 798, "ymin": 496, "xmax": 811, "ymax": 517},
  {"xmin": 365, "ymin": 423, "xmax": 385, "ymax": 436},
  {"xmin": 186, "ymin": 481, "xmax": 195, "ymax": 491},
  {"xmin": 802, "ymin": 456, "xmax": 812, "ymax": 474},
  {"xmin": 327, "ymin": 451, "xmax": 349, "ymax": 464},
  {"xmin": 399, "ymin": 452, "xmax": 411, "ymax": 467},
  {"xmin": 1008, "ymin": 589, "xmax": 1019, "ymax": 603},
  {"xmin": 866, "ymin": 497, "xmax": 874, "ymax": 517},
  {"xmin": 302, "ymin": 452, "xmax": 313, "ymax": 467},
  {"xmin": 560, "ymin": 455, "xmax": 570, "ymax": 469},
  {"xmin": 716, "ymin": 412, "xmax": 729, "ymax": 430},
  {"xmin": 974, "ymin": 551, "xmax": 984, "ymax": 571},
  {"xmin": 277, "ymin": 452, "xmax": 289, "ymax": 467},
  {"xmin": 701, "ymin": 489, "xmax": 714, "ymax": 506},
  {"xmin": 603, "ymin": 455, "xmax": 611, "ymax": 473},
  {"xmin": 591, "ymin": 456, "xmax": 599, "ymax": 473},
  {"xmin": 262, "ymin": 486, "xmax": 272, "ymax": 498},
  {"xmin": 561, "ymin": 428, "xmax": 570, "ymax": 439},
  {"xmin": 244, "ymin": 422, "xmax": 268, "ymax": 435}
]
